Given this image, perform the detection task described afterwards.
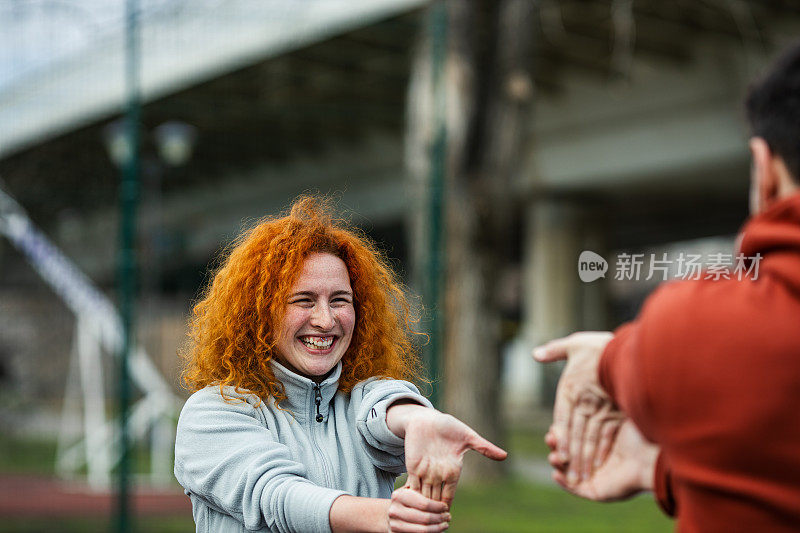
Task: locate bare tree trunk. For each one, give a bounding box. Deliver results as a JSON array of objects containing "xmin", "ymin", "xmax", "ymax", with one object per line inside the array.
[{"xmin": 407, "ymin": 0, "xmax": 536, "ymax": 481}]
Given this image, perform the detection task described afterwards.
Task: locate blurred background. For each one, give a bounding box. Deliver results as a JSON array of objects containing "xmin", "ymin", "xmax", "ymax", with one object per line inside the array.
[{"xmin": 1, "ymin": 0, "xmax": 798, "ymax": 531}]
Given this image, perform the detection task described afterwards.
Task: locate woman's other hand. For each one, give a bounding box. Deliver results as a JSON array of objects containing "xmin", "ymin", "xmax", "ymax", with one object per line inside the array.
[{"xmin": 387, "ymin": 487, "xmax": 450, "ymax": 532}]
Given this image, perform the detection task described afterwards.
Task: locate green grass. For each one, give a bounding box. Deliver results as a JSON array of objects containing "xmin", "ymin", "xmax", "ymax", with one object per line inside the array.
[
  {"xmin": 0, "ymin": 482, "xmax": 673, "ymax": 533},
  {"xmin": 449, "ymin": 477, "xmax": 671, "ymax": 532},
  {"xmin": 0, "ymin": 434, "xmax": 58, "ymax": 475},
  {"xmin": 507, "ymin": 426, "xmax": 553, "ymax": 458},
  {"xmin": 0, "ymin": 431, "xmax": 673, "ymax": 532},
  {"xmin": 0, "ymin": 433, "xmax": 176, "ymax": 479}
]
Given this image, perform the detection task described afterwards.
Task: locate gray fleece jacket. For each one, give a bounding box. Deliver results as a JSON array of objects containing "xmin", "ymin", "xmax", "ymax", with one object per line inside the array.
[{"xmin": 174, "ymin": 360, "xmax": 432, "ymax": 533}]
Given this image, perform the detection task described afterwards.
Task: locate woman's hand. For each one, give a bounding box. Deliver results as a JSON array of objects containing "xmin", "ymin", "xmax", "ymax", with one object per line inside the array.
[
  {"xmin": 387, "ymin": 403, "xmax": 507, "ymax": 505},
  {"xmin": 330, "ymin": 492, "xmax": 449, "ymax": 533},
  {"xmin": 387, "ymin": 487, "xmax": 451, "ymax": 532}
]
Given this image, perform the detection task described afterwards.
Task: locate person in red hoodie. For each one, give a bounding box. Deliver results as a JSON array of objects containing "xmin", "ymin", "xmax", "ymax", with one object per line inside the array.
[{"xmin": 534, "ymin": 41, "xmax": 800, "ymax": 533}]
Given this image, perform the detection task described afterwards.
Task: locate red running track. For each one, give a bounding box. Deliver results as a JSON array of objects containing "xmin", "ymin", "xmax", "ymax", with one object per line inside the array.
[{"xmin": 0, "ymin": 474, "xmax": 191, "ymax": 518}]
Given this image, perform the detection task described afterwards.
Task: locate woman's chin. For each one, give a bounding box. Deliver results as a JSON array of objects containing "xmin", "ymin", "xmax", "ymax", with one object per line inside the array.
[{"xmin": 299, "ymin": 358, "xmax": 340, "ymax": 380}]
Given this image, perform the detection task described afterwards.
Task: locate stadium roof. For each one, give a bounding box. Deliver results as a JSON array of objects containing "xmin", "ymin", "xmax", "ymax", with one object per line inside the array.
[{"xmin": 0, "ymin": 0, "xmax": 425, "ymax": 159}]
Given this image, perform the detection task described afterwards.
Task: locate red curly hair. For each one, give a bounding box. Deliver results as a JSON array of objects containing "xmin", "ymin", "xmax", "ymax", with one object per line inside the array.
[{"xmin": 181, "ymin": 195, "xmax": 424, "ymax": 403}]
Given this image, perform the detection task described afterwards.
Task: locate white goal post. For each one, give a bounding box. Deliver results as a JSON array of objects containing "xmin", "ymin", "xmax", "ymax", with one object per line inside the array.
[{"xmin": 0, "ymin": 184, "xmax": 181, "ymax": 489}]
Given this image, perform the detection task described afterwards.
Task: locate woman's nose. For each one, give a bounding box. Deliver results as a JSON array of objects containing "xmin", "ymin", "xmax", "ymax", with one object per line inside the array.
[{"xmin": 309, "ymin": 305, "xmax": 335, "ymax": 330}]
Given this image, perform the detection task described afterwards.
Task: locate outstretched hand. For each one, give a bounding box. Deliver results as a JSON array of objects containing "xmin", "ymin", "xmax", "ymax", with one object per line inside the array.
[
  {"xmin": 533, "ymin": 332, "xmax": 659, "ymax": 502},
  {"xmin": 404, "ymin": 410, "xmax": 507, "ymax": 504},
  {"xmin": 546, "ymin": 418, "xmax": 659, "ymax": 502},
  {"xmin": 387, "ymin": 403, "xmax": 507, "ymax": 505},
  {"xmin": 533, "ymin": 331, "xmax": 620, "ymax": 483}
]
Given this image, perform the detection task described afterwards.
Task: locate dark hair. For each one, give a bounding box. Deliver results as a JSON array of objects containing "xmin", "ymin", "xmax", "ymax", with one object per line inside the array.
[{"xmin": 745, "ymin": 41, "xmax": 800, "ymax": 184}]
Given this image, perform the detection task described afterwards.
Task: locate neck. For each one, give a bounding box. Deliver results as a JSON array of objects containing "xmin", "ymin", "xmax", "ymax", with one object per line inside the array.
[
  {"xmin": 275, "ymin": 358, "xmax": 334, "ymax": 383},
  {"xmin": 269, "ymin": 359, "xmax": 342, "ymax": 422}
]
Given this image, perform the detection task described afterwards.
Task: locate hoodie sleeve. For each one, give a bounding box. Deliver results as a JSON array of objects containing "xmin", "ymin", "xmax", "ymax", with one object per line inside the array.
[
  {"xmin": 353, "ymin": 378, "xmax": 433, "ymax": 474},
  {"xmin": 598, "ymin": 282, "xmax": 690, "ymax": 444},
  {"xmin": 654, "ymin": 452, "xmax": 677, "ymax": 517},
  {"xmin": 174, "ymin": 388, "xmax": 346, "ymax": 533}
]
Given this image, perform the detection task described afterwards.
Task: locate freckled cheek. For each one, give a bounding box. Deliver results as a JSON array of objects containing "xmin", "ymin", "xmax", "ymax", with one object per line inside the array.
[
  {"xmin": 281, "ymin": 310, "xmax": 311, "ymax": 340},
  {"xmin": 337, "ymin": 308, "xmax": 356, "ymax": 338}
]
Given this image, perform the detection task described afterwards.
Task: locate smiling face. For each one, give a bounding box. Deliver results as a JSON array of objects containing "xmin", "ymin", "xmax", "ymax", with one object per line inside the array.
[{"xmin": 274, "ymin": 252, "xmax": 356, "ymax": 382}]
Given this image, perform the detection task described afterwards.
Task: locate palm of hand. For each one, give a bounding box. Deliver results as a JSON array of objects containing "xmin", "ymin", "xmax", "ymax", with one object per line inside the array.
[
  {"xmin": 405, "ymin": 413, "xmax": 469, "ymax": 465},
  {"xmin": 558, "ymin": 337, "xmax": 613, "ymax": 423},
  {"xmin": 558, "ymin": 420, "xmax": 657, "ymax": 502},
  {"xmin": 403, "ymin": 412, "xmax": 468, "ymax": 502},
  {"xmin": 548, "ymin": 334, "xmax": 617, "ymax": 474}
]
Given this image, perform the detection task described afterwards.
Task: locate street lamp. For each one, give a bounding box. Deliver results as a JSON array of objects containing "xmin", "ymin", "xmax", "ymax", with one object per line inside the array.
[
  {"xmin": 153, "ymin": 120, "xmax": 197, "ymax": 167},
  {"xmin": 103, "ymin": 119, "xmax": 197, "ymax": 168},
  {"xmin": 102, "ymin": 115, "xmax": 195, "ymax": 533},
  {"xmin": 103, "ymin": 117, "xmax": 197, "ymax": 295}
]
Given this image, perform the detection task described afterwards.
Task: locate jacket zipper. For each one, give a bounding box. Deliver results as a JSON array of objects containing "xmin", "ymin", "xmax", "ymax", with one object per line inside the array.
[
  {"xmin": 314, "ymin": 384, "xmax": 324, "ymax": 422},
  {"xmin": 310, "ymin": 384, "xmax": 332, "ymax": 487}
]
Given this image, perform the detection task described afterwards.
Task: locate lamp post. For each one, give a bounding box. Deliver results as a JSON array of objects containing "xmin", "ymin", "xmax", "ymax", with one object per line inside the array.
[
  {"xmin": 105, "ymin": 1, "xmax": 195, "ymax": 527},
  {"xmin": 104, "ymin": 115, "xmax": 196, "ymax": 522},
  {"xmin": 105, "ymin": 113, "xmax": 195, "ymax": 529},
  {"xmin": 116, "ymin": 1, "xmax": 140, "ymax": 531}
]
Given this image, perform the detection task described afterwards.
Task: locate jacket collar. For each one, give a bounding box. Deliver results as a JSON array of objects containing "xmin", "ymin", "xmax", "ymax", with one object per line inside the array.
[
  {"xmin": 269, "ymin": 359, "xmax": 341, "ymax": 422},
  {"xmin": 738, "ymin": 193, "xmax": 800, "ymax": 294}
]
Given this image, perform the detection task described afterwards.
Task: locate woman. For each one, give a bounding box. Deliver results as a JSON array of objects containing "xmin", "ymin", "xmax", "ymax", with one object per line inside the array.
[{"xmin": 174, "ymin": 196, "xmax": 506, "ymax": 533}]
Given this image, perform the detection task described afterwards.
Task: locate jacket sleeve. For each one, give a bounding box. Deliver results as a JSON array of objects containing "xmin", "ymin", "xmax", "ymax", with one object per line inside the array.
[
  {"xmin": 174, "ymin": 388, "xmax": 346, "ymax": 533},
  {"xmin": 353, "ymin": 378, "xmax": 433, "ymax": 474}
]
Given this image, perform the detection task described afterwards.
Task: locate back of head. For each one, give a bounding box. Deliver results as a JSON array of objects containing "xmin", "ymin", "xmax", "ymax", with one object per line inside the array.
[
  {"xmin": 182, "ymin": 195, "xmax": 423, "ymax": 402},
  {"xmin": 745, "ymin": 41, "xmax": 800, "ymax": 184}
]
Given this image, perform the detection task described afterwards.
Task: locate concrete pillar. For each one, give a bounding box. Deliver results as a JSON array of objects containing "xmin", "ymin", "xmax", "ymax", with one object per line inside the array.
[{"xmin": 507, "ymin": 198, "xmax": 608, "ymax": 411}]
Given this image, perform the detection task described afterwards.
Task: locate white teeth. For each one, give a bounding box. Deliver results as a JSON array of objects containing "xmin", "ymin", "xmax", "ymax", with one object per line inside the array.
[{"xmin": 301, "ymin": 336, "xmax": 334, "ymax": 349}]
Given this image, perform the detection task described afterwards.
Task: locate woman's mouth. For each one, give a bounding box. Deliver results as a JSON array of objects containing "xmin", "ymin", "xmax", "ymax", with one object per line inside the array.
[{"xmin": 299, "ymin": 335, "xmax": 335, "ymax": 351}]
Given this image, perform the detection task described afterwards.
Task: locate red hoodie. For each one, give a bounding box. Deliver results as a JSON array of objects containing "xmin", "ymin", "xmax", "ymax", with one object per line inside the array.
[{"xmin": 599, "ymin": 193, "xmax": 800, "ymax": 533}]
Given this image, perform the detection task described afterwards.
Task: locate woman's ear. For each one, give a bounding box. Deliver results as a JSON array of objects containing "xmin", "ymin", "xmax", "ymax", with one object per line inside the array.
[{"xmin": 749, "ymin": 137, "xmax": 779, "ymax": 214}]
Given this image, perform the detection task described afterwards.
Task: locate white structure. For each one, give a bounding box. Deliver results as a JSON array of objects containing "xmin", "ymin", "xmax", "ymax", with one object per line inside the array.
[
  {"xmin": 0, "ymin": 185, "xmax": 180, "ymax": 489},
  {"xmin": 0, "ymin": 0, "xmax": 427, "ymax": 159}
]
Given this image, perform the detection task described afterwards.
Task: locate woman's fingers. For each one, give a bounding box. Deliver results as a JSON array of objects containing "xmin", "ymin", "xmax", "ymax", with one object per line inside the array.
[
  {"xmin": 388, "ymin": 501, "xmax": 449, "ymax": 524},
  {"xmin": 430, "ymin": 481, "xmax": 442, "ymax": 503},
  {"xmin": 415, "ymin": 462, "xmax": 457, "ymax": 503},
  {"xmin": 389, "ymin": 487, "xmax": 450, "ymax": 532},
  {"xmin": 388, "ymin": 521, "xmax": 450, "ymax": 533},
  {"xmin": 440, "ymin": 471, "xmax": 460, "ymax": 505},
  {"xmin": 392, "ymin": 487, "xmax": 448, "ymax": 513},
  {"xmin": 388, "ymin": 498, "xmax": 450, "ymax": 525},
  {"xmin": 421, "ymin": 483, "xmax": 432, "ymax": 499},
  {"xmin": 388, "ymin": 487, "xmax": 450, "ymax": 533},
  {"xmin": 467, "ymin": 432, "xmax": 508, "ymax": 461},
  {"xmin": 406, "ymin": 474, "xmax": 422, "ymax": 492}
]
